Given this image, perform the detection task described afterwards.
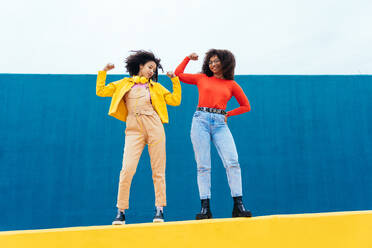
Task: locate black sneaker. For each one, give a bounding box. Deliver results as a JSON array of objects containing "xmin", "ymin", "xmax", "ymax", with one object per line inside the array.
[
  {"xmin": 112, "ymin": 210, "xmax": 125, "ymax": 225},
  {"xmin": 153, "ymin": 208, "xmax": 164, "ymax": 223}
]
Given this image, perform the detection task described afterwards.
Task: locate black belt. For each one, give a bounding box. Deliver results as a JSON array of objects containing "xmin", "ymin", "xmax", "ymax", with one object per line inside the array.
[{"xmin": 197, "ymin": 107, "xmax": 227, "ymax": 115}]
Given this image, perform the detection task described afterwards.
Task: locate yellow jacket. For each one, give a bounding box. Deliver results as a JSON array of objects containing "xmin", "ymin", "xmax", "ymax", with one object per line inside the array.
[{"xmin": 96, "ymin": 71, "xmax": 181, "ymax": 123}]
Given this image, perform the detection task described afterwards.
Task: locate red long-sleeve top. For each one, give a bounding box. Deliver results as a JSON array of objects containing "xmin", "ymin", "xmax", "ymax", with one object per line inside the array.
[{"xmin": 175, "ymin": 57, "xmax": 251, "ymax": 117}]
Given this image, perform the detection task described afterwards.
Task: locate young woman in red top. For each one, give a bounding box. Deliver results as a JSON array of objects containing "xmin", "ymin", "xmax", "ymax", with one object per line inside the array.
[{"xmin": 175, "ymin": 49, "xmax": 252, "ymax": 219}]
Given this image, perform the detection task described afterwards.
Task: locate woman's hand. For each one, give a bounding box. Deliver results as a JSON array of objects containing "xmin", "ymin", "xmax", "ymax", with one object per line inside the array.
[
  {"xmin": 166, "ymin": 71, "xmax": 176, "ymax": 78},
  {"xmin": 188, "ymin": 53, "xmax": 198, "ymax": 61},
  {"xmin": 103, "ymin": 63, "xmax": 115, "ymax": 71}
]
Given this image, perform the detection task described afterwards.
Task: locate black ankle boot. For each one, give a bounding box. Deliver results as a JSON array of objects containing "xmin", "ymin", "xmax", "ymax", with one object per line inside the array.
[
  {"xmin": 196, "ymin": 199, "xmax": 213, "ymax": 220},
  {"xmin": 232, "ymin": 196, "xmax": 252, "ymax": 217}
]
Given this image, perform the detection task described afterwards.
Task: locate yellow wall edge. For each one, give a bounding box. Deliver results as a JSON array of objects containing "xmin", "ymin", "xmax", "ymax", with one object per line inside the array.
[{"xmin": 1, "ymin": 210, "xmax": 372, "ymax": 248}]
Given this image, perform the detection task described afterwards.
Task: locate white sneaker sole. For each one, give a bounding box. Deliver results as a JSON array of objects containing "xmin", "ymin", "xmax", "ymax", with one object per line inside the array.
[
  {"xmin": 153, "ymin": 219, "xmax": 164, "ymax": 223},
  {"xmin": 112, "ymin": 220, "xmax": 125, "ymax": 225}
]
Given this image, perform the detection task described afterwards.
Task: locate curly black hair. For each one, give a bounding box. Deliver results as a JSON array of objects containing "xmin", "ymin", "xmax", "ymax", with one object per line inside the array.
[
  {"xmin": 202, "ymin": 49, "xmax": 236, "ymax": 80},
  {"xmin": 125, "ymin": 50, "xmax": 163, "ymax": 82}
]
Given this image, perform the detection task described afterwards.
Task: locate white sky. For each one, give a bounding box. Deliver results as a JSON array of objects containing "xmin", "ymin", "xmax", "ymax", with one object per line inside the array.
[{"xmin": 1, "ymin": 0, "xmax": 371, "ymax": 74}]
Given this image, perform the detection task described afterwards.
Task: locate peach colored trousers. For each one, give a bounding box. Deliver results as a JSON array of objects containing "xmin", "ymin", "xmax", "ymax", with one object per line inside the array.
[{"xmin": 116, "ymin": 86, "xmax": 166, "ymax": 210}]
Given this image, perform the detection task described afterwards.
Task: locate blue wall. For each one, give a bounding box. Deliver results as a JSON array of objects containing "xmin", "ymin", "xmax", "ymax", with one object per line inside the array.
[{"xmin": 0, "ymin": 74, "xmax": 371, "ymax": 231}]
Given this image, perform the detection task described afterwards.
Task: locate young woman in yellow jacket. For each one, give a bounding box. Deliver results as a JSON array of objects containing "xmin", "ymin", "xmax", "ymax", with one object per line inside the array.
[{"xmin": 96, "ymin": 50, "xmax": 181, "ymax": 224}]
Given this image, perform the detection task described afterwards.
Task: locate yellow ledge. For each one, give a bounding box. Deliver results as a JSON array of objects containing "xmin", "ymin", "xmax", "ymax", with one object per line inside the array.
[{"xmin": 1, "ymin": 211, "xmax": 372, "ymax": 248}]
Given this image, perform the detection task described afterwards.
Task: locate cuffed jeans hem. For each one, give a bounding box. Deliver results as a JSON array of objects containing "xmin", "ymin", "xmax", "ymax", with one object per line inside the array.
[
  {"xmin": 231, "ymin": 193, "xmax": 243, "ymax": 197},
  {"xmin": 200, "ymin": 195, "xmax": 211, "ymax": 200}
]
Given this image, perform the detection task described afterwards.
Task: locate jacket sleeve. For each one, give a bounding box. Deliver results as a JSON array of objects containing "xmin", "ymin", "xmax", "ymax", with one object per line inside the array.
[
  {"xmin": 96, "ymin": 70, "xmax": 119, "ymax": 97},
  {"xmin": 160, "ymin": 76, "xmax": 182, "ymax": 106}
]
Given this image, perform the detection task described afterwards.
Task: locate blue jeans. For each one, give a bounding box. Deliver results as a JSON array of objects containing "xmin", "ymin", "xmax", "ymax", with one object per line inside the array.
[{"xmin": 190, "ymin": 111, "xmax": 243, "ymax": 199}]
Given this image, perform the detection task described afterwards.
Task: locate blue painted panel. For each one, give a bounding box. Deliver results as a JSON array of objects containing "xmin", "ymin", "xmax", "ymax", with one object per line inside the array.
[{"xmin": 0, "ymin": 74, "xmax": 371, "ymax": 231}]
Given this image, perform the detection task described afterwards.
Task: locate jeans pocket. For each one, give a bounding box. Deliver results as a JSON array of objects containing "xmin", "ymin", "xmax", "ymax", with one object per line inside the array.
[
  {"xmin": 193, "ymin": 111, "xmax": 201, "ymax": 118},
  {"xmin": 216, "ymin": 114, "xmax": 226, "ymax": 124}
]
